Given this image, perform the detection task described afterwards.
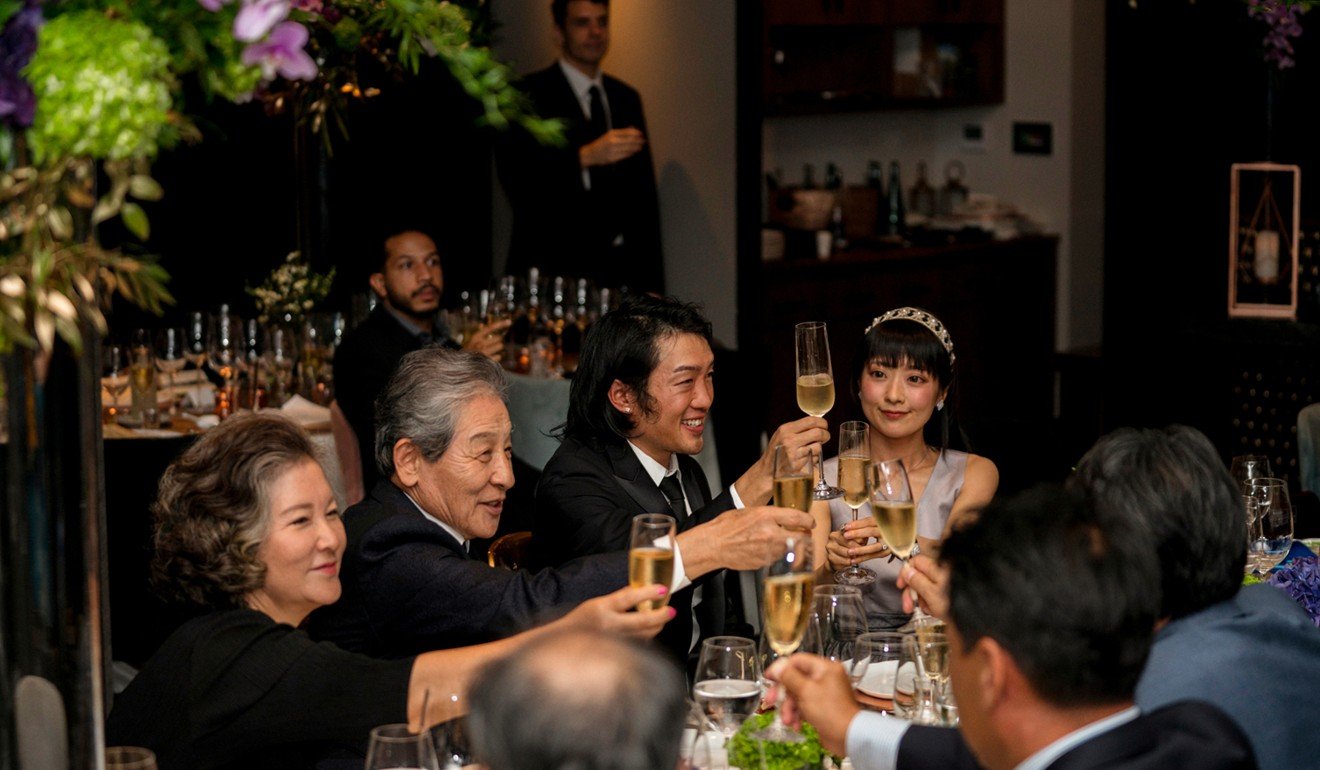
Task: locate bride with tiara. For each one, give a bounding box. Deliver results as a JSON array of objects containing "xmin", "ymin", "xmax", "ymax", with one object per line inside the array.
[{"xmin": 812, "ymin": 307, "xmax": 998, "ymax": 630}]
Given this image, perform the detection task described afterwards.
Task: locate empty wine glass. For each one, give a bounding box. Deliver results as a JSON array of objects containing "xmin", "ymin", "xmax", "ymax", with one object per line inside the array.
[
  {"xmin": 693, "ymin": 636, "xmax": 761, "ymax": 739},
  {"xmin": 156, "ymin": 327, "xmax": 187, "ymax": 414},
  {"xmin": 104, "ymin": 746, "xmax": 157, "ymax": 770},
  {"xmin": 365, "ymin": 724, "xmax": 440, "ymax": 770},
  {"xmin": 1250, "ymin": 478, "xmax": 1294, "ymax": 572},
  {"xmin": 855, "ymin": 631, "xmax": 907, "ymax": 712},
  {"xmin": 1230, "ymin": 455, "xmax": 1273, "ymax": 495},
  {"xmin": 806, "ymin": 585, "xmax": 870, "ymax": 689},
  {"xmin": 1244, "ymin": 495, "xmax": 1263, "ymax": 575},
  {"xmin": 184, "ymin": 311, "xmax": 209, "ymax": 370},
  {"xmin": 102, "ymin": 343, "xmax": 130, "ymax": 419},
  {"xmin": 265, "ymin": 323, "xmax": 296, "ymax": 407},
  {"xmin": 795, "ymin": 321, "xmax": 840, "ymax": 500},
  {"xmin": 208, "ymin": 309, "xmax": 241, "ymax": 417},
  {"xmin": 834, "ymin": 420, "xmax": 875, "ymax": 585},
  {"xmin": 239, "ymin": 318, "xmax": 266, "ymax": 411}
]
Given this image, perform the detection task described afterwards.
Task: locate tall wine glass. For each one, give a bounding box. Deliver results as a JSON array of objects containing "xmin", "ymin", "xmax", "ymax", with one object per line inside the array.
[
  {"xmin": 629, "ymin": 513, "xmax": 676, "ymax": 610},
  {"xmin": 1250, "ymin": 478, "xmax": 1294, "ymax": 572},
  {"xmin": 208, "ymin": 310, "xmax": 241, "ymax": 417},
  {"xmin": 1230, "ymin": 455, "xmax": 1273, "ymax": 494},
  {"xmin": 834, "ymin": 421, "xmax": 875, "ymax": 585},
  {"xmin": 754, "ymin": 535, "xmax": 814, "ymax": 742},
  {"xmin": 772, "ymin": 444, "xmax": 815, "ymax": 516},
  {"xmin": 905, "ymin": 630, "xmax": 950, "ymax": 726},
  {"xmin": 1243, "ymin": 495, "xmax": 1263, "ymax": 575},
  {"xmin": 869, "ymin": 458, "xmax": 925, "ymax": 628},
  {"xmin": 184, "ymin": 311, "xmax": 209, "ymax": 370},
  {"xmin": 102, "ymin": 343, "xmax": 130, "ymax": 418},
  {"xmin": 156, "ymin": 327, "xmax": 187, "ymax": 414},
  {"xmin": 795, "ymin": 321, "xmax": 840, "ymax": 500},
  {"xmin": 693, "ymin": 636, "xmax": 761, "ymax": 740},
  {"xmin": 265, "ymin": 323, "xmax": 296, "ymax": 407},
  {"xmin": 806, "ymin": 585, "xmax": 870, "ymax": 689},
  {"xmin": 855, "ymin": 631, "xmax": 907, "ymax": 710},
  {"xmin": 239, "ymin": 318, "xmax": 266, "ymax": 411},
  {"xmin": 364, "ymin": 724, "xmax": 440, "ymax": 770}
]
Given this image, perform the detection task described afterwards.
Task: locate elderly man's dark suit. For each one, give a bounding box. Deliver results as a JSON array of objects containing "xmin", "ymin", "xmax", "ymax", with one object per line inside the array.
[
  {"xmin": 332, "ymin": 306, "xmax": 459, "ymax": 491},
  {"xmin": 305, "ymin": 480, "xmax": 625, "ymax": 658},
  {"xmin": 498, "ymin": 64, "xmax": 663, "ymax": 294},
  {"xmin": 533, "ymin": 434, "xmax": 734, "ymax": 662}
]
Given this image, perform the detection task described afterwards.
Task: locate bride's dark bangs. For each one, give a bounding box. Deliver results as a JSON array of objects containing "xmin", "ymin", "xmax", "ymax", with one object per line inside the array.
[{"xmin": 860, "ymin": 320, "xmax": 951, "ymax": 383}]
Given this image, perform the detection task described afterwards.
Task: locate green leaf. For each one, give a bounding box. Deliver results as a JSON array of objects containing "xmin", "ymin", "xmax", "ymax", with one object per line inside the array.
[
  {"xmin": 128, "ymin": 175, "xmax": 164, "ymax": 201},
  {"xmin": 121, "ymin": 202, "xmax": 151, "ymax": 240}
]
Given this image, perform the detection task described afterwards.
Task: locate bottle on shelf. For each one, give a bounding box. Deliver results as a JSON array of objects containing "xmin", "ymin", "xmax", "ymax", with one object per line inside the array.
[
  {"xmin": 802, "ymin": 163, "xmax": 818, "ymax": 189},
  {"xmin": 938, "ymin": 159, "xmax": 969, "ymax": 216},
  {"xmin": 909, "ymin": 161, "xmax": 937, "ymax": 219},
  {"xmin": 867, "ymin": 160, "xmax": 886, "ymax": 236},
  {"xmin": 885, "ymin": 161, "xmax": 906, "ymax": 239},
  {"xmin": 830, "ymin": 204, "xmax": 848, "ymax": 251},
  {"xmin": 825, "ymin": 162, "xmax": 843, "ymax": 190}
]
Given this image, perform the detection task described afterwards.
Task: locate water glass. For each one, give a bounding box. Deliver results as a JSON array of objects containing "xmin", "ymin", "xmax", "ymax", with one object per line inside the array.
[
  {"xmin": 1250, "ymin": 478, "xmax": 1294, "ymax": 571},
  {"xmin": 854, "ymin": 632, "xmax": 907, "ymax": 708},
  {"xmin": 806, "ymin": 585, "xmax": 869, "ymax": 688},
  {"xmin": 693, "ymin": 636, "xmax": 761, "ymax": 738}
]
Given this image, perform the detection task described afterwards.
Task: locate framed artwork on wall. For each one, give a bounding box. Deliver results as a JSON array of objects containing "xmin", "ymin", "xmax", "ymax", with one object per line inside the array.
[{"xmin": 1229, "ymin": 162, "xmax": 1300, "ymax": 319}]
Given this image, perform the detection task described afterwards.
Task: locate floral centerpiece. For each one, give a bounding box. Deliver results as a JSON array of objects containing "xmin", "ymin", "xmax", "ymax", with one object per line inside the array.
[
  {"xmin": 247, "ymin": 251, "xmax": 334, "ymax": 323},
  {"xmin": 1266, "ymin": 555, "xmax": 1320, "ymax": 627},
  {"xmin": 1, "ymin": 0, "xmax": 560, "ymax": 367}
]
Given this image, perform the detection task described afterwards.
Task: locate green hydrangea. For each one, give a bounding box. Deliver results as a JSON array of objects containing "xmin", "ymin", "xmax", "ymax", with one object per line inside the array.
[{"xmin": 24, "ymin": 11, "xmax": 174, "ymax": 163}]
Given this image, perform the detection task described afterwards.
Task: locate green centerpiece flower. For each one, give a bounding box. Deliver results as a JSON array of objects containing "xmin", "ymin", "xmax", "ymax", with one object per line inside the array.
[
  {"xmin": 728, "ymin": 712, "xmax": 839, "ymax": 770},
  {"xmin": 246, "ymin": 251, "xmax": 334, "ymax": 323}
]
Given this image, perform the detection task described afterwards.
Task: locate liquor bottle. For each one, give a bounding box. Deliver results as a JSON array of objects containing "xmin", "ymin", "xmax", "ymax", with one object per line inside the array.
[
  {"xmin": 885, "ymin": 161, "xmax": 906, "ymax": 238},
  {"xmin": 909, "ymin": 161, "xmax": 937, "ymax": 219},
  {"xmin": 831, "ymin": 205, "xmax": 848, "ymax": 251},
  {"xmin": 867, "ymin": 160, "xmax": 886, "ymax": 235},
  {"xmin": 802, "ymin": 163, "xmax": 818, "ymax": 189},
  {"xmin": 825, "ymin": 162, "xmax": 843, "ymax": 190}
]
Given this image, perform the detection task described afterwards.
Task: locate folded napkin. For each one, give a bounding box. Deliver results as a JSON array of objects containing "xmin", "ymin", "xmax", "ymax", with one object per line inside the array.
[{"xmin": 281, "ymin": 394, "xmax": 332, "ymax": 430}]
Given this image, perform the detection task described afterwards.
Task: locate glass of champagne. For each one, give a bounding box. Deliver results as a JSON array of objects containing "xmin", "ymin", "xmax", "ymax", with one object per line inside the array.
[
  {"xmin": 772, "ymin": 444, "xmax": 815, "ymax": 516},
  {"xmin": 834, "ymin": 421, "xmax": 876, "ymax": 585},
  {"xmin": 364, "ymin": 724, "xmax": 440, "ymax": 770},
  {"xmin": 869, "ymin": 459, "xmax": 925, "ymax": 625},
  {"xmin": 795, "ymin": 321, "xmax": 841, "ymax": 500},
  {"xmin": 629, "ymin": 513, "xmax": 676, "ymax": 610},
  {"xmin": 693, "ymin": 636, "xmax": 762, "ymax": 740},
  {"xmin": 905, "ymin": 630, "xmax": 950, "ymax": 726},
  {"xmin": 754, "ymin": 534, "xmax": 814, "ymax": 742},
  {"xmin": 1250, "ymin": 478, "xmax": 1294, "ymax": 572}
]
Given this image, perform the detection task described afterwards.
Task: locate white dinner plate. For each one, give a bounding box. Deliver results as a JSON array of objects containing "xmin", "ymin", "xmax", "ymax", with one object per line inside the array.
[{"xmin": 857, "ymin": 660, "xmax": 916, "ymax": 699}]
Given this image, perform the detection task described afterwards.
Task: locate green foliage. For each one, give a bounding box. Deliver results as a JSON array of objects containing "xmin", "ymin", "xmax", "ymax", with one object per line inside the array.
[
  {"xmin": 24, "ymin": 11, "xmax": 175, "ymax": 164},
  {"xmin": 728, "ymin": 713, "xmax": 836, "ymax": 770}
]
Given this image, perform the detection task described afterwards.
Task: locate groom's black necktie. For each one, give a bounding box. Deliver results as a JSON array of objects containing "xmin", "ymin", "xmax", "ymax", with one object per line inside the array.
[{"xmin": 658, "ymin": 472, "xmax": 687, "ymax": 524}]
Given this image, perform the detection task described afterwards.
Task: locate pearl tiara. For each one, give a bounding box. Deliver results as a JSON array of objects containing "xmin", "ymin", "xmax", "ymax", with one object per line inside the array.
[{"xmin": 863, "ymin": 307, "xmax": 956, "ymax": 365}]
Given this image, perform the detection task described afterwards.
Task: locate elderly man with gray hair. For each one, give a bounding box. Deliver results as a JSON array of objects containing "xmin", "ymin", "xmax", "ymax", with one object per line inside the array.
[
  {"xmin": 307, "ymin": 348, "xmax": 812, "ymax": 659},
  {"xmin": 469, "ymin": 629, "xmax": 689, "ymax": 770}
]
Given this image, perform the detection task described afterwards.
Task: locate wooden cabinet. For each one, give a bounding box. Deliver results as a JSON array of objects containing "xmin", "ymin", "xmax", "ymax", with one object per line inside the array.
[
  {"xmin": 761, "ymin": 0, "xmax": 1004, "ymax": 114},
  {"xmin": 754, "ymin": 237, "xmax": 1058, "ymax": 436}
]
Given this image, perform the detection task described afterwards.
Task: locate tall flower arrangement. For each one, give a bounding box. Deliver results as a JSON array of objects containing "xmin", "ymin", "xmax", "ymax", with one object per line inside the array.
[
  {"xmin": 1248, "ymin": 0, "xmax": 1312, "ymax": 70},
  {"xmin": 0, "ymin": 0, "xmax": 560, "ymax": 363}
]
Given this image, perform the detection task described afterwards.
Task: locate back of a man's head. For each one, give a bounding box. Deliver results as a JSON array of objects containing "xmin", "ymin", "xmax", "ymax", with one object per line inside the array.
[
  {"xmin": 943, "ymin": 485, "xmax": 1160, "ymax": 707},
  {"xmin": 468, "ymin": 630, "xmax": 687, "ymax": 770},
  {"xmin": 1070, "ymin": 425, "xmax": 1244, "ymax": 620}
]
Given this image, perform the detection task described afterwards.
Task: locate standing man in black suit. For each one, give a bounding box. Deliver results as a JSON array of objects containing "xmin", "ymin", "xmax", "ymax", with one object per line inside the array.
[
  {"xmin": 770, "ymin": 486, "xmax": 1257, "ymax": 770},
  {"xmin": 333, "ymin": 227, "xmax": 509, "ymax": 495},
  {"xmin": 498, "ymin": 0, "xmax": 663, "ymax": 294},
  {"xmin": 535, "ymin": 296, "xmax": 830, "ymax": 663}
]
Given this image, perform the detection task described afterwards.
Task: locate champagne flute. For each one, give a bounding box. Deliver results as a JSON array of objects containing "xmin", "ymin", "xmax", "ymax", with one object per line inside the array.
[
  {"xmin": 869, "ymin": 459, "xmax": 924, "ymax": 626},
  {"xmin": 1230, "ymin": 455, "xmax": 1273, "ymax": 495},
  {"xmin": 208, "ymin": 309, "xmax": 241, "ymax": 417},
  {"xmin": 265, "ymin": 323, "xmax": 296, "ymax": 407},
  {"xmin": 239, "ymin": 318, "xmax": 266, "ymax": 411},
  {"xmin": 795, "ymin": 321, "xmax": 841, "ymax": 500},
  {"xmin": 754, "ymin": 534, "xmax": 814, "ymax": 742},
  {"xmin": 364, "ymin": 723, "xmax": 440, "ymax": 770},
  {"xmin": 1250, "ymin": 478, "xmax": 1294, "ymax": 572},
  {"xmin": 806, "ymin": 585, "xmax": 870, "ymax": 688},
  {"xmin": 905, "ymin": 631, "xmax": 950, "ymax": 726},
  {"xmin": 102, "ymin": 343, "xmax": 130, "ymax": 418},
  {"xmin": 834, "ymin": 421, "xmax": 876, "ymax": 585},
  {"xmin": 184, "ymin": 311, "xmax": 209, "ymax": 370},
  {"xmin": 629, "ymin": 513, "xmax": 676, "ymax": 611},
  {"xmin": 693, "ymin": 636, "xmax": 762, "ymax": 739},
  {"xmin": 772, "ymin": 444, "xmax": 815, "ymax": 516},
  {"xmin": 128, "ymin": 329, "xmax": 159, "ymax": 428}
]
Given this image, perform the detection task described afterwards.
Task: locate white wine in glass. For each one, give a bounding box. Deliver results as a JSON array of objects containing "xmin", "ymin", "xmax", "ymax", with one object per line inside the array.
[
  {"xmin": 869, "ymin": 459, "xmax": 917, "ymax": 560},
  {"xmin": 795, "ymin": 321, "xmax": 841, "ymax": 500},
  {"xmin": 754, "ymin": 535, "xmax": 814, "ymax": 743},
  {"xmin": 629, "ymin": 513, "xmax": 676, "ymax": 611},
  {"xmin": 772, "ymin": 444, "xmax": 815, "ymax": 514},
  {"xmin": 835, "ymin": 421, "xmax": 876, "ymax": 586}
]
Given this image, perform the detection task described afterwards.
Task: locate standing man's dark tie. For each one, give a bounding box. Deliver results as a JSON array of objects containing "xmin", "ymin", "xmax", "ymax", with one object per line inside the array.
[
  {"xmin": 587, "ymin": 85, "xmax": 609, "ymax": 191},
  {"xmin": 658, "ymin": 473, "xmax": 687, "ymax": 525}
]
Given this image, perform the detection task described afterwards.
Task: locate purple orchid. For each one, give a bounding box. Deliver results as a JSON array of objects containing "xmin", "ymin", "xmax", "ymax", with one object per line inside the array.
[
  {"xmin": 233, "ymin": 0, "xmax": 292, "ymax": 43},
  {"xmin": 1248, "ymin": 0, "xmax": 1310, "ymax": 70},
  {"xmin": 1267, "ymin": 555, "xmax": 1320, "ymax": 627},
  {"xmin": 0, "ymin": 2, "xmax": 42, "ymax": 129},
  {"xmin": 241, "ymin": 21, "xmax": 317, "ymax": 81},
  {"xmin": 197, "ymin": 0, "xmax": 234, "ymax": 11},
  {"xmin": 292, "ymin": 0, "xmax": 324, "ymax": 12}
]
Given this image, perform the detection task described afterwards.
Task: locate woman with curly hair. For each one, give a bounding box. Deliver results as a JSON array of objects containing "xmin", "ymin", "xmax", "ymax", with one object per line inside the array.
[{"xmin": 106, "ymin": 412, "xmax": 668, "ymax": 769}]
